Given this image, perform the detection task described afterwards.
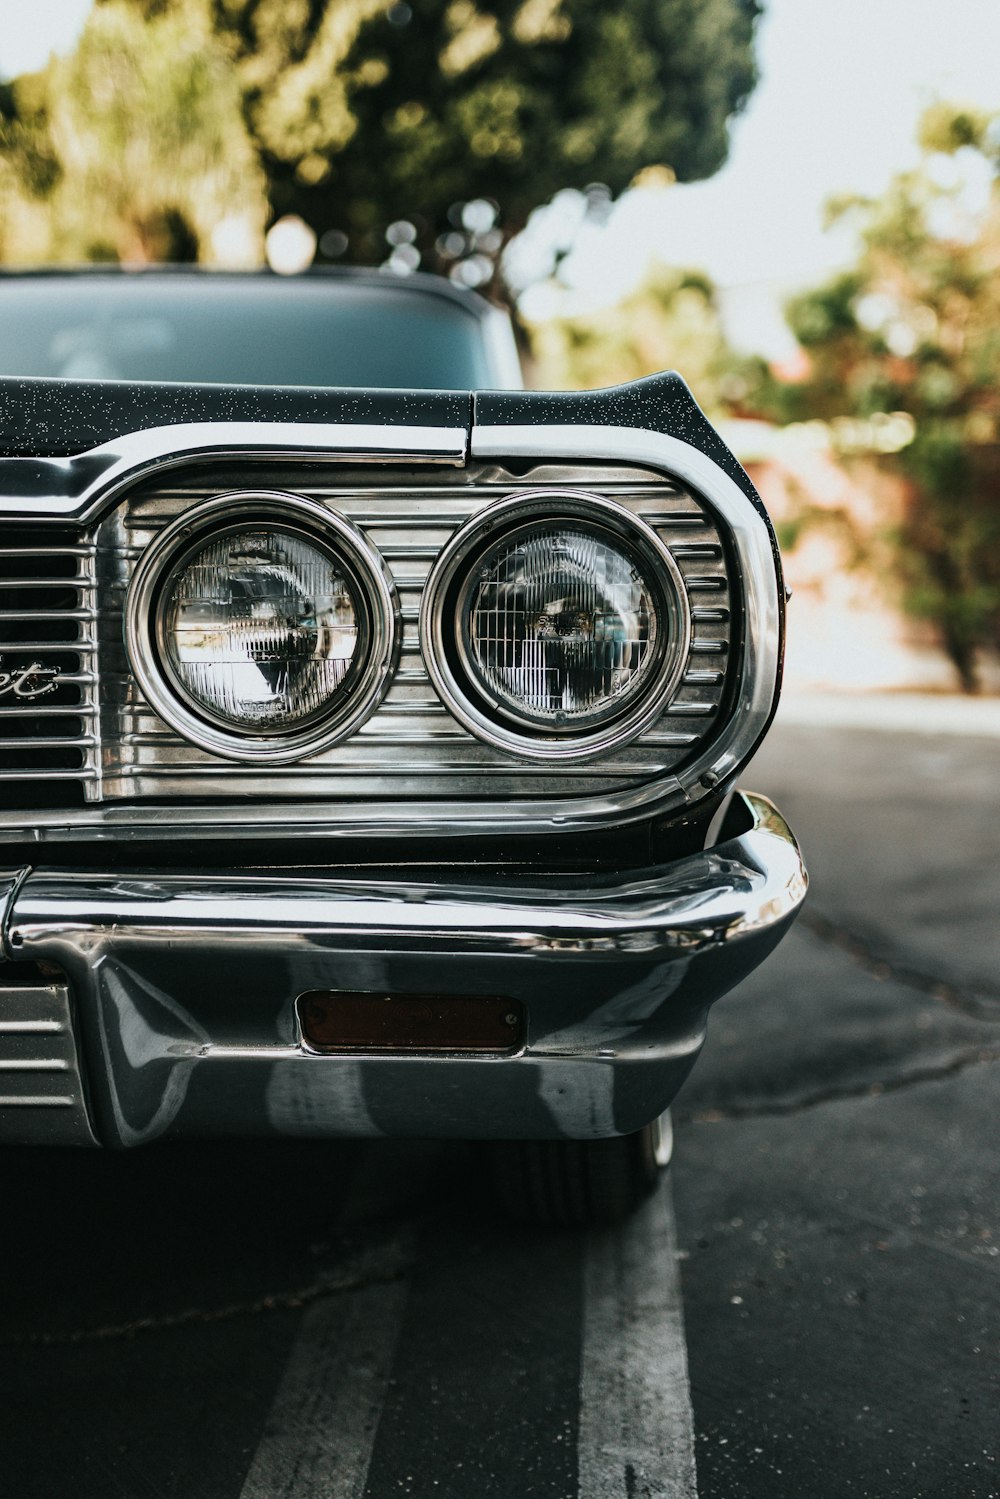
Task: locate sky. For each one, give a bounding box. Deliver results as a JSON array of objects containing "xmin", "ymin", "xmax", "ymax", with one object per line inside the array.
[
  {"xmin": 2, "ymin": 0, "xmax": 999, "ymax": 356},
  {"xmin": 0, "ymin": 0, "xmax": 92, "ymax": 80},
  {"xmin": 540, "ymin": 0, "xmax": 1000, "ymax": 353}
]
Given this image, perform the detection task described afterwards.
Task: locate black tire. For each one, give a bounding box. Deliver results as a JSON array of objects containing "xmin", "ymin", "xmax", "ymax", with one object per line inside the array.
[{"xmin": 484, "ymin": 1110, "xmax": 673, "ymax": 1228}]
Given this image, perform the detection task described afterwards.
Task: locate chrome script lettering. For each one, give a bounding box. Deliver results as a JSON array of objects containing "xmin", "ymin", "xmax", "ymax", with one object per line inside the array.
[{"xmin": 0, "ymin": 661, "xmax": 61, "ymax": 699}]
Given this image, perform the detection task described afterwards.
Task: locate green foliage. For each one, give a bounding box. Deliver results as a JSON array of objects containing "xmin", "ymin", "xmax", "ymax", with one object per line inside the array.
[
  {"xmin": 0, "ymin": 0, "xmax": 266, "ymax": 264},
  {"xmin": 526, "ymin": 262, "xmax": 756, "ymax": 415},
  {"xmin": 760, "ymin": 103, "xmax": 1000, "ymax": 691},
  {"xmin": 208, "ymin": 0, "xmax": 761, "ymax": 269},
  {"xmin": 917, "ymin": 100, "xmax": 993, "ymax": 157},
  {"xmin": 0, "ymin": 0, "xmax": 758, "ymax": 282}
]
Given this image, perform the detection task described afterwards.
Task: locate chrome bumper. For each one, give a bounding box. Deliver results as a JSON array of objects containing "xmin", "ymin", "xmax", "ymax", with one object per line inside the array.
[{"xmin": 0, "ymin": 792, "xmax": 806, "ymax": 1147}]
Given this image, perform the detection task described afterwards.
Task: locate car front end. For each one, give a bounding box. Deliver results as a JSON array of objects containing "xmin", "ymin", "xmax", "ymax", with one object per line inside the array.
[{"xmin": 0, "ymin": 270, "xmax": 805, "ymax": 1218}]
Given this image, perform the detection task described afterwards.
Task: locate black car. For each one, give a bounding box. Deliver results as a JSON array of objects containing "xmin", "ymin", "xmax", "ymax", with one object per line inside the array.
[{"xmin": 0, "ymin": 266, "xmax": 805, "ymax": 1223}]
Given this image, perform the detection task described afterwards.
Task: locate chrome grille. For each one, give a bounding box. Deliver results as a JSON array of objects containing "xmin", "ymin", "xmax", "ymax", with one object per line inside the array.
[
  {"xmin": 0, "ymin": 971, "xmax": 97, "ymax": 1144},
  {"xmin": 93, "ymin": 459, "xmax": 733, "ymax": 802},
  {"xmin": 0, "ymin": 530, "xmax": 100, "ymax": 808}
]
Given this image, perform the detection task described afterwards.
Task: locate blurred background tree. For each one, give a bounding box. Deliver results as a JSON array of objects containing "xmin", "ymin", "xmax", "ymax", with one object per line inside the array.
[
  {"xmin": 1, "ymin": 0, "xmax": 762, "ymax": 289},
  {"xmin": 211, "ymin": 0, "xmax": 761, "ymax": 285},
  {"xmin": 525, "ymin": 262, "xmax": 762, "ymax": 414},
  {"xmin": 756, "ymin": 103, "xmax": 1000, "ymax": 691},
  {"xmin": 0, "ymin": 0, "xmax": 266, "ymax": 264}
]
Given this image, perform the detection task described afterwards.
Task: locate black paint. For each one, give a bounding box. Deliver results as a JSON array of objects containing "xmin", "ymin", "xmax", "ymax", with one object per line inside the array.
[
  {"xmin": 475, "ymin": 372, "xmax": 765, "ymax": 516},
  {"xmin": 0, "ymin": 375, "xmax": 471, "ymax": 458}
]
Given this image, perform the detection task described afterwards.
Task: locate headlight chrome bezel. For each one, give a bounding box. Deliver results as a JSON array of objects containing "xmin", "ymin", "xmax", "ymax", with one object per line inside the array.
[
  {"xmin": 125, "ymin": 490, "xmax": 400, "ymax": 763},
  {"xmin": 419, "ymin": 490, "xmax": 692, "ymax": 761}
]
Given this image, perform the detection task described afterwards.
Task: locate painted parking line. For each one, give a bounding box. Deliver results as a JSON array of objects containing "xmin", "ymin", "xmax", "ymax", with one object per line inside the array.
[
  {"xmin": 240, "ymin": 1162, "xmax": 696, "ymax": 1499},
  {"xmin": 238, "ymin": 1273, "xmax": 409, "ymax": 1499},
  {"xmin": 578, "ymin": 1178, "xmax": 698, "ymax": 1498}
]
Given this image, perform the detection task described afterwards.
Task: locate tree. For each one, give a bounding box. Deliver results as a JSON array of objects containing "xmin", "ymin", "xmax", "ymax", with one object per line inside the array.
[
  {"xmin": 3, "ymin": 0, "xmax": 761, "ymax": 286},
  {"xmin": 74, "ymin": 0, "xmax": 760, "ymax": 286},
  {"xmin": 0, "ymin": 0, "xmax": 266, "ymax": 265},
  {"xmin": 761, "ymin": 104, "xmax": 1000, "ymax": 691},
  {"xmin": 525, "ymin": 262, "xmax": 757, "ymax": 414}
]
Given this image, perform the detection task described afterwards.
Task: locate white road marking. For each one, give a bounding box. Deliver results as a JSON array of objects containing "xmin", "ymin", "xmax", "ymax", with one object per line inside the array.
[
  {"xmin": 578, "ymin": 1178, "xmax": 698, "ymax": 1498},
  {"xmin": 238, "ymin": 1273, "xmax": 408, "ymax": 1499},
  {"xmin": 238, "ymin": 1147, "xmax": 418, "ymax": 1499},
  {"xmin": 240, "ymin": 1150, "xmax": 695, "ymax": 1498}
]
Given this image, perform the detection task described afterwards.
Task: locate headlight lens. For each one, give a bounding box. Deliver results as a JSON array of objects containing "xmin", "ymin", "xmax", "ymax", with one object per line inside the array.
[
  {"xmin": 420, "ymin": 492, "xmax": 691, "ymax": 760},
  {"xmin": 126, "ymin": 490, "xmax": 399, "ymax": 764},
  {"xmin": 460, "ymin": 522, "xmax": 662, "ymax": 731},
  {"xmin": 159, "ymin": 527, "xmax": 361, "ymax": 732}
]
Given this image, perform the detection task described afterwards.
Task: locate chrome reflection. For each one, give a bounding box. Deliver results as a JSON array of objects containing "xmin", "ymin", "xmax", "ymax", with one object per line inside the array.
[
  {"xmin": 264, "ymin": 1057, "xmax": 381, "ymax": 1137},
  {"xmin": 162, "ymin": 527, "xmax": 361, "ymax": 731},
  {"xmin": 5, "ymin": 793, "xmax": 806, "ymax": 1145},
  {"xmin": 464, "ymin": 523, "xmax": 661, "ymax": 730},
  {"xmin": 95, "ymin": 963, "xmax": 207, "ymax": 1147}
]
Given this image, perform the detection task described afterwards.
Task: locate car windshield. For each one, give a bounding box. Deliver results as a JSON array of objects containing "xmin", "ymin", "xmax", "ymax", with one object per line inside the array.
[{"xmin": 0, "ymin": 274, "xmax": 498, "ymax": 390}]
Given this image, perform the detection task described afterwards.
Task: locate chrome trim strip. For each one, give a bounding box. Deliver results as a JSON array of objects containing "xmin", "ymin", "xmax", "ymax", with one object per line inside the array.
[
  {"xmin": 9, "ymin": 796, "xmax": 802, "ymax": 957},
  {"xmin": 0, "ymin": 1019, "xmax": 62, "ymax": 1032},
  {"xmin": 0, "ymin": 422, "xmax": 470, "ymax": 521},
  {"xmin": 0, "ymin": 781, "xmax": 681, "ymax": 839},
  {"xmin": 471, "ymin": 423, "xmax": 781, "ymax": 799}
]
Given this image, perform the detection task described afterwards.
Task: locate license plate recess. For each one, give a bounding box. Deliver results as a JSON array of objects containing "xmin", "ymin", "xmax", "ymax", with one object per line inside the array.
[{"xmin": 297, "ymin": 991, "xmax": 525, "ymax": 1055}]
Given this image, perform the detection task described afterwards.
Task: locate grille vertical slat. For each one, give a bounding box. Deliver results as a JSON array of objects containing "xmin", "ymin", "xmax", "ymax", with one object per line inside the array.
[{"xmin": 0, "ymin": 528, "xmax": 100, "ymax": 808}]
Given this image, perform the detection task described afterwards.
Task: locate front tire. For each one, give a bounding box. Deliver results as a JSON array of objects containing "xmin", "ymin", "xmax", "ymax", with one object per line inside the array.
[{"xmin": 485, "ymin": 1110, "xmax": 673, "ymax": 1228}]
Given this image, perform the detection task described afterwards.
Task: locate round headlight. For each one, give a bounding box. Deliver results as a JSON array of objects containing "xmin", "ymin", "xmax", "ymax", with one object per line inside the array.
[
  {"xmin": 159, "ymin": 527, "xmax": 360, "ymax": 733},
  {"xmin": 459, "ymin": 521, "xmax": 662, "ymax": 732},
  {"xmin": 420, "ymin": 491, "xmax": 691, "ymax": 760},
  {"xmin": 126, "ymin": 491, "xmax": 399, "ymax": 763}
]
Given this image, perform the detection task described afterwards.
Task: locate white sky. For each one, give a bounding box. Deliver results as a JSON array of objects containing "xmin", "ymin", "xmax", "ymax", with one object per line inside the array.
[
  {"xmin": 3, "ymin": 0, "xmax": 999, "ymax": 355},
  {"xmin": 549, "ymin": 0, "xmax": 1000, "ymax": 354},
  {"xmin": 0, "ymin": 0, "xmax": 92, "ymax": 80}
]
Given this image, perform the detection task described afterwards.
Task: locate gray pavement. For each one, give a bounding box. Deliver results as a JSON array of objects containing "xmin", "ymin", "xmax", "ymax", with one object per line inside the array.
[
  {"xmin": 749, "ymin": 718, "xmax": 999, "ymax": 1000},
  {"xmin": 1, "ymin": 721, "xmax": 997, "ymax": 1497},
  {"xmin": 672, "ymin": 723, "xmax": 999, "ymax": 1498}
]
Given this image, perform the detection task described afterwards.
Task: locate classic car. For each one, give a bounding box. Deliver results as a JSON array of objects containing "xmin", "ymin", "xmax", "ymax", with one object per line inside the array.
[{"xmin": 0, "ymin": 266, "xmax": 806, "ymax": 1223}]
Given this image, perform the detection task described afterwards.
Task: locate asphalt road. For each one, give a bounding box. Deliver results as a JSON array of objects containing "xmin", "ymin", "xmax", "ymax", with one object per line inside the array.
[
  {"xmin": 675, "ymin": 719, "xmax": 1000, "ymax": 1499},
  {"xmin": 1, "ymin": 719, "xmax": 997, "ymax": 1498}
]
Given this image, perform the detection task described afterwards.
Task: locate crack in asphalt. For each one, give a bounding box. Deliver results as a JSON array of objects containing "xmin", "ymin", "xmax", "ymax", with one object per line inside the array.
[
  {"xmin": 2, "ymin": 1235, "xmax": 415, "ymax": 1350},
  {"xmin": 800, "ymin": 907, "xmax": 1000, "ymax": 1020},
  {"xmin": 678, "ymin": 1043, "xmax": 1000, "ymax": 1124}
]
